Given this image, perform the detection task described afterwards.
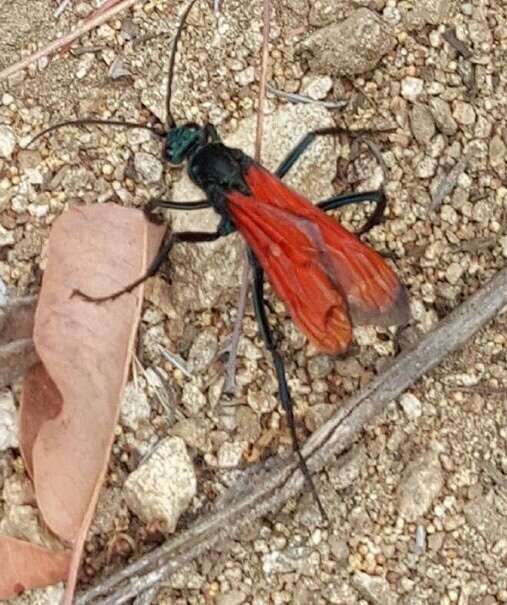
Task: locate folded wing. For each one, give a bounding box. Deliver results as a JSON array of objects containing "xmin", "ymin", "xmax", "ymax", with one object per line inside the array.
[{"xmin": 226, "ymin": 164, "xmax": 409, "ymax": 355}]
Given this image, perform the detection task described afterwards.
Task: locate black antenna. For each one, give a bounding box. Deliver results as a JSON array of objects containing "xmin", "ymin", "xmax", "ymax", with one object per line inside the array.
[
  {"xmin": 165, "ymin": 0, "xmax": 201, "ymax": 130},
  {"xmin": 27, "ymin": 118, "xmax": 165, "ymax": 148}
]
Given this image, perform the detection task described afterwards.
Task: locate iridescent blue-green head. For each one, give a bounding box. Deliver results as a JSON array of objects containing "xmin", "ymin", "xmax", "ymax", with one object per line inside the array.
[{"xmin": 164, "ymin": 123, "xmax": 205, "ymax": 166}]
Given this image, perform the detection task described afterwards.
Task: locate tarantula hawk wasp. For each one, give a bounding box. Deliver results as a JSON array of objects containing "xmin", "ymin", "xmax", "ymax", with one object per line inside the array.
[{"xmin": 30, "ymin": 0, "xmax": 409, "ymax": 520}]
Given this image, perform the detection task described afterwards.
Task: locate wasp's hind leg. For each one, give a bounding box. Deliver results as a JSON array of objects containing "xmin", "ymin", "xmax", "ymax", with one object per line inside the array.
[
  {"xmin": 249, "ymin": 251, "xmax": 328, "ymax": 521},
  {"xmin": 317, "ymin": 189, "xmax": 387, "ymax": 235}
]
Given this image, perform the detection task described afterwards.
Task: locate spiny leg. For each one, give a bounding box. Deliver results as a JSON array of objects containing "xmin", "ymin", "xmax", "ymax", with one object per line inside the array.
[
  {"xmin": 74, "ymin": 229, "xmax": 225, "ymax": 303},
  {"xmin": 275, "ymin": 126, "xmax": 379, "ymax": 179},
  {"xmin": 317, "ymin": 189, "xmax": 387, "ymax": 235},
  {"xmin": 249, "ymin": 252, "xmax": 328, "ymax": 521}
]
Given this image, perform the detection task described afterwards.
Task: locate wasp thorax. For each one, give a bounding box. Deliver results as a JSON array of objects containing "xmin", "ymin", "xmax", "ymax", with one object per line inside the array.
[{"xmin": 164, "ymin": 124, "xmax": 204, "ymax": 166}]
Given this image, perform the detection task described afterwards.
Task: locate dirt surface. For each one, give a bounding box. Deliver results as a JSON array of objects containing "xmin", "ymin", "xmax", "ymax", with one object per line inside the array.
[{"xmin": 1, "ymin": 0, "xmax": 507, "ymax": 603}]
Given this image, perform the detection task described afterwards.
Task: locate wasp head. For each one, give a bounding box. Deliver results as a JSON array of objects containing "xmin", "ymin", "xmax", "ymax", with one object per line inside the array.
[{"xmin": 164, "ymin": 123, "xmax": 204, "ymax": 166}]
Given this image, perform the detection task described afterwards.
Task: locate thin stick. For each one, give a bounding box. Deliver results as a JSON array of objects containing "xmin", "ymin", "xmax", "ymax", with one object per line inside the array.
[
  {"xmin": 0, "ymin": 0, "xmax": 145, "ymax": 83},
  {"xmin": 254, "ymin": 0, "xmax": 271, "ymax": 162},
  {"xmin": 76, "ymin": 266, "xmax": 507, "ymax": 605},
  {"xmin": 223, "ymin": 253, "xmax": 251, "ymax": 395},
  {"xmin": 224, "ymin": 0, "xmax": 271, "ymax": 394}
]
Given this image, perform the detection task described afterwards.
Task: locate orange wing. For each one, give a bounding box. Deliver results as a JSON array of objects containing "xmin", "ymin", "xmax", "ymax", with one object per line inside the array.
[{"xmin": 226, "ymin": 164, "xmax": 409, "ymax": 355}]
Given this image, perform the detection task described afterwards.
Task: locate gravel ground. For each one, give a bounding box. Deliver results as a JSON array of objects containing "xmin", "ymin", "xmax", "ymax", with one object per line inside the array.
[{"xmin": 1, "ymin": 0, "xmax": 507, "ymax": 603}]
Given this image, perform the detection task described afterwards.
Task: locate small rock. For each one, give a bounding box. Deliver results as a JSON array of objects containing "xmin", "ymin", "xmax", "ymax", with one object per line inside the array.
[
  {"xmin": 410, "ymin": 104, "xmax": 436, "ymax": 146},
  {"xmin": 76, "ymin": 53, "xmax": 94, "ymax": 79},
  {"xmin": 500, "ymin": 236, "xmax": 507, "ymax": 259},
  {"xmin": 401, "ymin": 0, "xmax": 454, "ymax": 28},
  {"xmin": 217, "ymin": 441, "xmax": 245, "ymax": 468},
  {"xmin": 2, "ymin": 474, "xmax": 34, "ymax": 505},
  {"xmin": 401, "ymin": 77, "xmax": 424, "ymax": 102},
  {"xmin": 0, "ymin": 125, "xmax": 16, "ymax": 159},
  {"xmin": 489, "ymin": 135, "xmax": 506, "ymax": 173},
  {"xmin": 398, "ymin": 450, "xmax": 444, "ymax": 521},
  {"xmin": 0, "ymin": 389, "xmax": 18, "ymax": 450},
  {"xmin": 304, "ymin": 403, "xmax": 335, "ymax": 432},
  {"xmin": 120, "ymin": 382, "xmax": 151, "ymax": 430},
  {"xmin": 124, "ymin": 437, "xmax": 196, "ymax": 533},
  {"xmin": 429, "ymin": 98, "xmax": 458, "ymax": 135},
  {"xmin": 188, "ymin": 330, "xmax": 218, "ymax": 373},
  {"xmin": 301, "ymin": 75, "xmax": 333, "ymax": 100},
  {"xmin": 216, "ymin": 591, "xmax": 247, "ymax": 605},
  {"xmin": 453, "ymin": 101, "xmax": 476, "ymax": 126},
  {"xmin": 415, "ymin": 156, "xmax": 437, "ymax": 178},
  {"xmin": 0, "ymin": 225, "xmax": 15, "ymax": 247},
  {"xmin": 262, "ymin": 546, "xmax": 313, "ymax": 575},
  {"xmin": 399, "ymin": 393, "xmax": 423, "ymax": 419},
  {"xmin": 181, "ymin": 381, "xmax": 207, "ymax": 415},
  {"xmin": 352, "ymin": 571, "xmax": 398, "ymax": 605},
  {"xmin": 235, "ymin": 66, "xmax": 255, "ymax": 87},
  {"xmin": 0, "ymin": 504, "xmax": 61, "ymax": 550},
  {"xmin": 171, "ymin": 418, "xmax": 210, "ymax": 452},
  {"xmin": 9, "ymin": 583, "xmax": 65, "ymax": 605},
  {"xmin": 300, "ymin": 8, "xmax": 395, "ymax": 76},
  {"xmin": 328, "ymin": 445, "xmax": 365, "ymax": 490},
  {"xmin": 309, "ymin": 0, "xmax": 346, "ymax": 27},
  {"xmin": 134, "ymin": 152, "xmax": 163, "ymax": 183},
  {"xmin": 235, "ymin": 406, "xmax": 261, "ymax": 443},
  {"xmin": 307, "ymin": 355, "xmax": 334, "ymax": 379},
  {"xmin": 464, "ymin": 490, "xmax": 507, "ymax": 544},
  {"xmin": 329, "ymin": 535, "xmax": 349, "ymax": 564},
  {"xmin": 446, "ymin": 262, "xmax": 464, "ymax": 285}
]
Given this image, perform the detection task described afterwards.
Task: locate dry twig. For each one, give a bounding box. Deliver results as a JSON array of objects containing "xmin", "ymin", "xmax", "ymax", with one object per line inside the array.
[
  {"xmin": 223, "ymin": 0, "xmax": 271, "ymax": 393},
  {"xmin": 77, "ymin": 266, "xmax": 507, "ymax": 604},
  {"xmin": 0, "ymin": 0, "xmax": 146, "ymax": 83}
]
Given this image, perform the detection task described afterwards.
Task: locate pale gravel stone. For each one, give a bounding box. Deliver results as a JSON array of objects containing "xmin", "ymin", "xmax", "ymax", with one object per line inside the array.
[
  {"xmin": 429, "ymin": 98, "xmax": 458, "ymax": 135},
  {"xmin": 188, "ymin": 329, "xmax": 218, "ymax": 373},
  {"xmin": 124, "ymin": 437, "xmax": 196, "ymax": 533},
  {"xmin": 120, "ymin": 382, "xmax": 151, "ymax": 430},
  {"xmin": 453, "ymin": 101, "xmax": 476, "ymax": 126},
  {"xmin": 181, "ymin": 381, "xmax": 207, "ymax": 415},
  {"xmin": 399, "ymin": 393, "xmax": 423, "ymax": 419},
  {"xmin": 134, "ymin": 151, "xmax": 163, "ymax": 183},
  {"xmin": 0, "ymin": 389, "xmax": 18, "ymax": 450},
  {"xmin": 301, "ymin": 75, "xmax": 333, "ymax": 100},
  {"xmin": 352, "ymin": 572, "xmax": 398, "ymax": 605},
  {"xmin": 446, "ymin": 262, "xmax": 464, "ymax": 285},
  {"xmin": 401, "ymin": 77, "xmax": 424, "ymax": 102},
  {"xmin": 9, "ymin": 584, "xmax": 65, "ymax": 605},
  {"xmin": 410, "ymin": 104, "xmax": 436, "ymax": 146},
  {"xmin": 300, "ymin": 9, "xmax": 395, "ymax": 76},
  {"xmin": 262, "ymin": 546, "xmax": 314, "ymax": 575},
  {"xmin": 398, "ymin": 450, "xmax": 444, "ymax": 521},
  {"xmin": 217, "ymin": 441, "xmax": 245, "ymax": 468},
  {"xmin": 0, "ymin": 225, "xmax": 15, "ymax": 247},
  {"xmin": 0, "ymin": 125, "xmax": 16, "ymax": 159}
]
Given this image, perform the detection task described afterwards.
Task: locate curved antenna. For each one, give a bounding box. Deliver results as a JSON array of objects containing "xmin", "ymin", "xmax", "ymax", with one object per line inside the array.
[
  {"xmin": 165, "ymin": 0, "xmax": 201, "ymax": 130},
  {"xmin": 27, "ymin": 118, "xmax": 165, "ymax": 148}
]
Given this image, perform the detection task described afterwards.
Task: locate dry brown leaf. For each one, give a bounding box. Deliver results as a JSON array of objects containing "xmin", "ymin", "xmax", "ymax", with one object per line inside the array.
[
  {"xmin": 17, "ymin": 204, "xmax": 165, "ymax": 601},
  {"xmin": 0, "ymin": 536, "xmax": 70, "ymax": 599}
]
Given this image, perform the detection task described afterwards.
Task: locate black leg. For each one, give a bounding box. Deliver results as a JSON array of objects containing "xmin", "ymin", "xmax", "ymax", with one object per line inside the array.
[
  {"xmin": 144, "ymin": 198, "xmax": 211, "ymax": 214},
  {"xmin": 317, "ymin": 189, "xmax": 387, "ymax": 235},
  {"xmin": 249, "ymin": 251, "xmax": 328, "ymax": 521},
  {"xmin": 74, "ymin": 228, "xmax": 225, "ymax": 303},
  {"xmin": 276, "ymin": 126, "xmax": 378, "ymax": 179}
]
